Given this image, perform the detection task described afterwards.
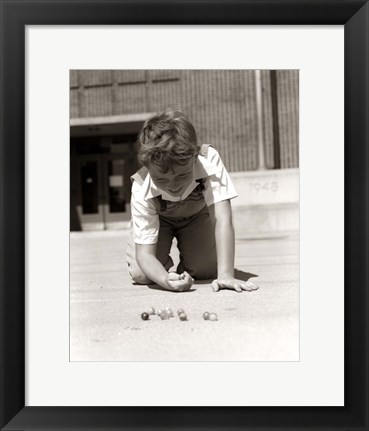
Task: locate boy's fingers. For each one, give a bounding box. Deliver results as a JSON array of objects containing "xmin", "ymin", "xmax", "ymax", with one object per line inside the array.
[
  {"xmin": 183, "ymin": 272, "xmax": 194, "ymax": 282},
  {"xmin": 211, "ymin": 279, "xmax": 259, "ymax": 293},
  {"xmin": 233, "ymin": 283, "xmax": 243, "ymax": 293},
  {"xmin": 240, "ymin": 283, "xmax": 254, "ymax": 291},
  {"xmin": 240, "ymin": 282, "xmax": 259, "ymax": 291},
  {"xmin": 246, "ymin": 281, "xmax": 259, "ymax": 290},
  {"xmin": 211, "ymin": 280, "xmax": 220, "ymax": 292}
]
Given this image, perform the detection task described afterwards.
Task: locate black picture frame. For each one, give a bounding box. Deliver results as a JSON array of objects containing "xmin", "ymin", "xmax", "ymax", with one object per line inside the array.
[{"xmin": 1, "ymin": 1, "xmax": 368, "ymax": 430}]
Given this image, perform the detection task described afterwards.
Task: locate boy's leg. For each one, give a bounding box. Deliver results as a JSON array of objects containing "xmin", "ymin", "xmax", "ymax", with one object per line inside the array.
[
  {"xmin": 126, "ymin": 219, "xmax": 174, "ymax": 284},
  {"xmin": 176, "ymin": 208, "xmax": 217, "ymax": 279}
]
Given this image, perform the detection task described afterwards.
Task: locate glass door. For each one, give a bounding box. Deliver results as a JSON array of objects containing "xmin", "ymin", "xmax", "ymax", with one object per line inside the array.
[
  {"xmin": 75, "ymin": 153, "xmax": 131, "ymax": 230},
  {"xmin": 77, "ymin": 155, "xmax": 104, "ymax": 230},
  {"xmin": 101, "ymin": 154, "xmax": 131, "ymax": 229}
]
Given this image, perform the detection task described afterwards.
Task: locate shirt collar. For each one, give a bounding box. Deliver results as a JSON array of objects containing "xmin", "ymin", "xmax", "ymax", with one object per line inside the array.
[{"xmin": 141, "ymin": 154, "xmax": 218, "ymax": 200}]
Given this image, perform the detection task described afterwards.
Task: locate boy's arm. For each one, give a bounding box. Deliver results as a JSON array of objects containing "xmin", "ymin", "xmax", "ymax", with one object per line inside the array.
[
  {"xmin": 212, "ymin": 200, "xmax": 259, "ymax": 293},
  {"xmin": 213, "ymin": 200, "xmax": 235, "ymax": 279},
  {"xmin": 131, "ymin": 183, "xmax": 191, "ymax": 292},
  {"xmin": 136, "ymin": 243, "xmax": 193, "ymax": 292}
]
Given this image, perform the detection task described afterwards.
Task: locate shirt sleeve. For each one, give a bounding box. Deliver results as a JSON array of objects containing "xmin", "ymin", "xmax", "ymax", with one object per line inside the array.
[
  {"xmin": 131, "ymin": 181, "xmax": 160, "ymax": 244},
  {"xmin": 203, "ymin": 146, "xmax": 238, "ymax": 206}
]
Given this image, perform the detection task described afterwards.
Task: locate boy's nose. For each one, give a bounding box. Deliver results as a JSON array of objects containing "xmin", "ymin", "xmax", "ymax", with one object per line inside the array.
[{"xmin": 168, "ymin": 182, "xmax": 181, "ymax": 191}]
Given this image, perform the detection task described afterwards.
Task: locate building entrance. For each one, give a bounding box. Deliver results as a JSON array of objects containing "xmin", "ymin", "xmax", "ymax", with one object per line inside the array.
[
  {"xmin": 70, "ymin": 135, "xmax": 138, "ymax": 231},
  {"xmin": 77, "ymin": 153, "xmax": 130, "ymax": 230}
]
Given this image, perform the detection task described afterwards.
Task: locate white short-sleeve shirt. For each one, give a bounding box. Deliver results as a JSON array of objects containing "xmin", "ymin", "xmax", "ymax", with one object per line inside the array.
[{"xmin": 131, "ymin": 147, "xmax": 238, "ymax": 244}]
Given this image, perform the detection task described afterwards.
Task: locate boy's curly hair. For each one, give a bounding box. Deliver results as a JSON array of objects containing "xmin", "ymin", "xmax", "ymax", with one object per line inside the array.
[{"xmin": 137, "ymin": 109, "xmax": 200, "ymax": 173}]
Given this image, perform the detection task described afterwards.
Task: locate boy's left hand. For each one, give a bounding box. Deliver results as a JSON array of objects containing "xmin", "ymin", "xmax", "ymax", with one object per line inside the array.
[{"xmin": 211, "ymin": 278, "xmax": 259, "ymax": 293}]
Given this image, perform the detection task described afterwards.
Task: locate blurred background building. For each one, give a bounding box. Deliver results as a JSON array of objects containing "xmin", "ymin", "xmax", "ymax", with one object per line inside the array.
[{"xmin": 70, "ymin": 70, "xmax": 299, "ymax": 235}]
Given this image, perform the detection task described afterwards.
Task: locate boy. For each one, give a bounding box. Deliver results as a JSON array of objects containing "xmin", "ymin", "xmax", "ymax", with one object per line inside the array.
[{"xmin": 126, "ymin": 109, "xmax": 258, "ymax": 293}]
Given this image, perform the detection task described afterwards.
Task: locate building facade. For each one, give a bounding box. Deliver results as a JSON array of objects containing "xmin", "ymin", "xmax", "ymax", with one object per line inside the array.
[{"xmin": 70, "ymin": 70, "xmax": 299, "ymax": 231}]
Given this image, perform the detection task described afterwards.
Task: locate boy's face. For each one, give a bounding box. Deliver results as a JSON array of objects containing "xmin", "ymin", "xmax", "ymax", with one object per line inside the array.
[{"xmin": 149, "ymin": 158, "xmax": 195, "ymax": 197}]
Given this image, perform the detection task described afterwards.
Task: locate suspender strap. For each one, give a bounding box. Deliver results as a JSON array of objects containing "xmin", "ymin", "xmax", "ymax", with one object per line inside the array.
[{"xmin": 153, "ymin": 195, "xmax": 167, "ymax": 212}]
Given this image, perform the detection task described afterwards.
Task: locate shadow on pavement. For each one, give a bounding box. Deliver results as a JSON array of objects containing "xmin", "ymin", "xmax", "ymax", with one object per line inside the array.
[
  {"xmin": 148, "ymin": 284, "xmax": 197, "ymax": 293},
  {"xmin": 235, "ymin": 268, "xmax": 259, "ymax": 280}
]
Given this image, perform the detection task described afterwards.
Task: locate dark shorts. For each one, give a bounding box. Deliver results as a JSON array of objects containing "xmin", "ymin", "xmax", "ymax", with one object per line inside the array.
[{"xmin": 126, "ymin": 205, "xmax": 217, "ymax": 284}]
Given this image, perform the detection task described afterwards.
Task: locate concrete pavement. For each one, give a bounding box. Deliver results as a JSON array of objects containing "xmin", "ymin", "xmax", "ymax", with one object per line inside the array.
[{"xmin": 70, "ymin": 230, "xmax": 299, "ymax": 361}]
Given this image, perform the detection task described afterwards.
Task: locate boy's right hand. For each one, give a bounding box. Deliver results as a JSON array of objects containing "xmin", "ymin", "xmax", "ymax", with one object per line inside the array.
[{"xmin": 166, "ymin": 271, "xmax": 194, "ymax": 292}]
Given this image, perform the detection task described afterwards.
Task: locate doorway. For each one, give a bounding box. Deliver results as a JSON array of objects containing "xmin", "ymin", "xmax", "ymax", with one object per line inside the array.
[
  {"xmin": 77, "ymin": 154, "xmax": 130, "ymax": 230},
  {"xmin": 70, "ymin": 122, "xmax": 143, "ymax": 231},
  {"xmin": 71, "ymin": 151, "xmax": 135, "ymax": 231}
]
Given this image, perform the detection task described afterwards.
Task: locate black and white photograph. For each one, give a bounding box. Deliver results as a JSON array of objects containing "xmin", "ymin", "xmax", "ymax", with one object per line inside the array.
[
  {"xmin": 4, "ymin": 2, "xmax": 369, "ymax": 425},
  {"xmin": 70, "ymin": 69, "xmax": 299, "ymax": 361}
]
